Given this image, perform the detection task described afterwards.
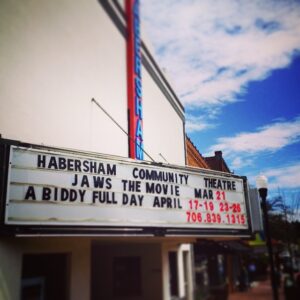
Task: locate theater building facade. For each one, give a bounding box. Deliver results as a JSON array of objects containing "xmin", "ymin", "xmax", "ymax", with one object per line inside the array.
[{"xmin": 0, "ymin": 1, "xmax": 253, "ymax": 299}]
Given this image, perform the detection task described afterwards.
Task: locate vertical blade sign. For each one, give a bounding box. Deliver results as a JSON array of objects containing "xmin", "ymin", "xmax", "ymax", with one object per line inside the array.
[{"xmin": 126, "ymin": 0, "xmax": 143, "ymax": 160}]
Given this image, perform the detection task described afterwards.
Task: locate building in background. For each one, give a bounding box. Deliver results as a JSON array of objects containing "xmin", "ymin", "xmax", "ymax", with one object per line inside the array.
[
  {"xmin": 186, "ymin": 136, "xmax": 209, "ymax": 169},
  {"xmin": 204, "ymin": 151, "xmax": 231, "ymax": 174},
  {"xmin": 186, "ymin": 137, "xmax": 257, "ymax": 298}
]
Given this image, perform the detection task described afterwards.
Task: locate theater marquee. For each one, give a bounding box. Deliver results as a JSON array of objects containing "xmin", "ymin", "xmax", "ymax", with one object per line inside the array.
[{"xmin": 0, "ymin": 142, "xmax": 252, "ymax": 236}]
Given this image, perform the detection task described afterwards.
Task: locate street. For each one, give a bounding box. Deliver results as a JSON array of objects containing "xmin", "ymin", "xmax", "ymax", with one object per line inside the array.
[{"xmin": 229, "ymin": 280, "xmax": 285, "ymax": 300}]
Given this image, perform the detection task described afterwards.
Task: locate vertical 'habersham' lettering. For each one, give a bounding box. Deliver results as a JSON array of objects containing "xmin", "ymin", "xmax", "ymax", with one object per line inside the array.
[{"xmin": 127, "ymin": 0, "xmax": 143, "ymax": 160}]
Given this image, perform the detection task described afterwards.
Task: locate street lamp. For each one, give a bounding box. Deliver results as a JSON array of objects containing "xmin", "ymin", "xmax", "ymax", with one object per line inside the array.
[{"xmin": 256, "ymin": 175, "xmax": 279, "ymax": 300}]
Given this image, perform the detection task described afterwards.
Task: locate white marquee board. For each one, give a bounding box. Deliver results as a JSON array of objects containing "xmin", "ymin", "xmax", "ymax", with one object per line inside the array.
[{"xmin": 5, "ymin": 146, "xmax": 249, "ymax": 231}]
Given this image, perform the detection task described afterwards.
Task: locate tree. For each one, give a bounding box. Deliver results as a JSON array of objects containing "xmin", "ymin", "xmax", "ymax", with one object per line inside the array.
[
  {"xmin": 267, "ymin": 191, "xmax": 300, "ymax": 277},
  {"xmin": 267, "ymin": 191, "xmax": 300, "ymax": 244}
]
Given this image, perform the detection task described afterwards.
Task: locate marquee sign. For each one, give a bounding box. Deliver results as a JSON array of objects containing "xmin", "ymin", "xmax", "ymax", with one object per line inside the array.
[
  {"xmin": 126, "ymin": 0, "xmax": 143, "ymax": 160},
  {"xmin": 1, "ymin": 144, "xmax": 251, "ymax": 236}
]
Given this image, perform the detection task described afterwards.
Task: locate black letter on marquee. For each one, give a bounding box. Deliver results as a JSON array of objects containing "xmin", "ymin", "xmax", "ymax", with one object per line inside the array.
[
  {"xmin": 81, "ymin": 175, "xmax": 90, "ymax": 188},
  {"xmin": 42, "ymin": 187, "xmax": 51, "ymax": 200},
  {"xmin": 194, "ymin": 189, "xmax": 201, "ymax": 198},
  {"xmin": 25, "ymin": 186, "xmax": 36, "ymax": 200},
  {"xmin": 37, "ymin": 155, "xmax": 46, "ymax": 168}
]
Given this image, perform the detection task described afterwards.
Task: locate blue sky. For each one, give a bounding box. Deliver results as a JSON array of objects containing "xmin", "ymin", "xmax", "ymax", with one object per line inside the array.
[{"xmin": 141, "ymin": 0, "xmax": 300, "ymax": 206}]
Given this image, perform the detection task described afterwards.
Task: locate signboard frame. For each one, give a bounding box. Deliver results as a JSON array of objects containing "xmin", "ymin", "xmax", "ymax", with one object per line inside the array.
[
  {"xmin": 0, "ymin": 138, "xmax": 252, "ymax": 237},
  {"xmin": 126, "ymin": 0, "xmax": 144, "ymax": 160}
]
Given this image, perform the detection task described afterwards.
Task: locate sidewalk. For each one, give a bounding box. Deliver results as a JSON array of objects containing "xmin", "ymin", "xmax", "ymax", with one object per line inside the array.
[{"xmin": 228, "ymin": 280, "xmax": 284, "ymax": 300}]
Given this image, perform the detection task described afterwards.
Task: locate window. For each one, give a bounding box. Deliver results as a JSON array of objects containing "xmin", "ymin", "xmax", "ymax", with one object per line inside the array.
[{"xmin": 168, "ymin": 252, "xmax": 179, "ymax": 297}]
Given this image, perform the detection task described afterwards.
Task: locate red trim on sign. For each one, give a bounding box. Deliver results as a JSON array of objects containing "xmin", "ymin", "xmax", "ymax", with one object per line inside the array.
[
  {"xmin": 126, "ymin": 0, "xmax": 135, "ymax": 159},
  {"xmin": 126, "ymin": 0, "xmax": 143, "ymax": 160}
]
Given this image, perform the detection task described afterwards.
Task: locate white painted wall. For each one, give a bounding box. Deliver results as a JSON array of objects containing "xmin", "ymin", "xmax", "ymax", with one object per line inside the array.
[
  {"xmin": 0, "ymin": 0, "xmax": 186, "ymax": 165},
  {"xmin": 0, "ymin": 239, "xmax": 22, "ymax": 300},
  {"xmin": 0, "ymin": 0, "xmax": 128, "ymax": 157},
  {"xmin": 143, "ymin": 68, "xmax": 185, "ymax": 165}
]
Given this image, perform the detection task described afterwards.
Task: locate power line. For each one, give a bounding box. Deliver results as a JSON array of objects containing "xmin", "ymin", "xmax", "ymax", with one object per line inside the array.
[{"xmin": 91, "ymin": 98, "xmax": 155, "ymax": 163}]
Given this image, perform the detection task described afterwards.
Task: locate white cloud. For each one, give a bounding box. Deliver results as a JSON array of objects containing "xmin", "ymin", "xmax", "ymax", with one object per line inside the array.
[
  {"xmin": 142, "ymin": 0, "xmax": 300, "ymax": 108},
  {"xmin": 231, "ymin": 157, "xmax": 253, "ymax": 170},
  {"xmin": 185, "ymin": 114, "xmax": 214, "ymax": 133},
  {"xmin": 206, "ymin": 116, "xmax": 300, "ymax": 156},
  {"xmin": 246, "ymin": 164, "xmax": 300, "ymax": 195},
  {"xmin": 263, "ymin": 164, "xmax": 300, "ymax": 190}
]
